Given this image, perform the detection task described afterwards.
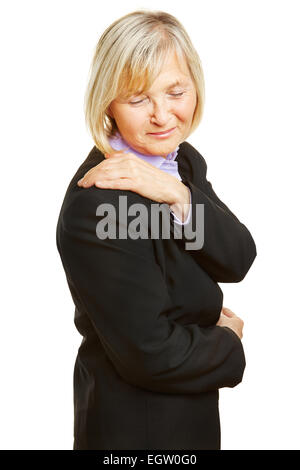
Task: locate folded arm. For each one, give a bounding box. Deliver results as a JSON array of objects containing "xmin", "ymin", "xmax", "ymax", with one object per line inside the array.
[
  {"xmin": 171, "ymin": 148, "xmax": 257, "ymax": 283},
  {"xmin": 56, "ymin": 187, "xmax": 246, "ymax": 394}
]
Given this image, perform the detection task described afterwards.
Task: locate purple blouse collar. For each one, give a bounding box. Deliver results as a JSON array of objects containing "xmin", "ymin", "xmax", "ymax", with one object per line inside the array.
[{"xmin": 108, "ymin": 131, "xmax": 179, "ymax": 169}]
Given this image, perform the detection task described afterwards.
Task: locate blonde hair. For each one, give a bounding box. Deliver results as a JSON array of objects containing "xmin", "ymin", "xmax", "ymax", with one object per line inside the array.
[{"xmin": 84, "ymin": 9, "xmax": 205, "ymax": 154}]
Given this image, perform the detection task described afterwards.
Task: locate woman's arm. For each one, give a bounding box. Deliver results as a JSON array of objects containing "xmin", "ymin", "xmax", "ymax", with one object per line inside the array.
[
  {"xmin": 171, "ymin": 143, "xmax": 257, "ymax": 283},
  {"xmin": 56, "ymin": 186, "xmax": 245, "ymax": 395},
  {"xmin": 76, "ymin": 145, "xmax": 257, "ymax": 283}
]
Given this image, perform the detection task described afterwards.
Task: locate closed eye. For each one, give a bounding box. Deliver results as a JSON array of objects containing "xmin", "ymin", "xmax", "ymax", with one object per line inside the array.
[
  {"xmin": 129, "ymin": 98, "xmax": 146, "ymax": 105},
  {"xmin": 169, "ymin": 92, "xmax": 184, "ymax": 97},
  {"xmin": 129, "ymin": 92, "xmax": 184, "ymax": 105}
]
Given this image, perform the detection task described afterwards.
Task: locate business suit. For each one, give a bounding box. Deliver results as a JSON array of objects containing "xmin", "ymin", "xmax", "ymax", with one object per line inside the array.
[{"xmin": 56, "ymin": 140, "xmax": 257, "ymax": 450}]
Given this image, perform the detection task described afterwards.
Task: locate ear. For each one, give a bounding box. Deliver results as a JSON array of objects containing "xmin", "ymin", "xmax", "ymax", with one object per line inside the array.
[{"xmin": 106, "ymin": 105, "xmax": 114, "ymax": 118}]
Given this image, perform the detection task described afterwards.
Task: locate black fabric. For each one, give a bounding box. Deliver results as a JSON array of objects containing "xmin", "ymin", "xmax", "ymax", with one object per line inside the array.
[{"xmin": 56, "ymin": 140, "xmax": 256, "ymax": 450}]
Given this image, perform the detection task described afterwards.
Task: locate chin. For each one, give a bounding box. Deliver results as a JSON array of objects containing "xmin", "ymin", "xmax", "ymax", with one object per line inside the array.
[
  {"xmin": 147, "ymin": 138, "xmax": 180, "ymax": 152},
  {"xmin": 148, "ymin": 144, "xmax": 173, "ymax": 156}
]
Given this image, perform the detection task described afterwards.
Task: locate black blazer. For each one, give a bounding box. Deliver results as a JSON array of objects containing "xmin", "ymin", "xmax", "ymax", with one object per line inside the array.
[{"xmin": 56, "ymin": 140, "xmax": 257, "ymax": 450}]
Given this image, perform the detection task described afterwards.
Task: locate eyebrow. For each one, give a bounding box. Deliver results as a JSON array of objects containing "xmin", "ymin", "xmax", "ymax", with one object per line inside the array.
[{"xmin": 165, "ymin": 79, "xmax": 188, "ymax": 90}]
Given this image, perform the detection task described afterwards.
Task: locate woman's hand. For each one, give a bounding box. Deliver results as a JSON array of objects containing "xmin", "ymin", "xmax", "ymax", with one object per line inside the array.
[
  {"xmin": 77, "ymin": 150, "xmax": 190, "ymax": 220},
  {"xmin": 216, "ymin": 307, "xmax": 244, "ymax": 340}
]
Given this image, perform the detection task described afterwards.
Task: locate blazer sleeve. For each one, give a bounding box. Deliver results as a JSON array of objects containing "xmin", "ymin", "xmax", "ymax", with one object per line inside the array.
[
  {"xmin": 173, "ymin": 147, "xmax": 257, "ymax": 283},
  {"xmin": 170, "ymin": 188, "xmax": 192, "ymax": 225},
  {"xmin": 57, "ymin": 186, "xmax": 246, "ymax": 395}
]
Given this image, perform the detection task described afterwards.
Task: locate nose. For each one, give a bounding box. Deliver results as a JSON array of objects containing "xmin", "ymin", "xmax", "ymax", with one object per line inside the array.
[{"xmin": 149, "ymin": 98, "xmax": 171, "ymax": 126}]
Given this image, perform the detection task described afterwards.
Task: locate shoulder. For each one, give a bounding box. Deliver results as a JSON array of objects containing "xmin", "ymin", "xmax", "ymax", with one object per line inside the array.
[
  {"xmin": 57, "ymin": 152, "xmax": 153, "ymax": 244},
  {"xmin": 180, "ymin": 141, "xmax": 207, "ymax": 168},
  {"xmin": 59, "ymin": 145, "xmax": 147, "ymax": 221},
  {"xmin": 178, "ymin": 140, "xmax": 208, "ymax": 183}
]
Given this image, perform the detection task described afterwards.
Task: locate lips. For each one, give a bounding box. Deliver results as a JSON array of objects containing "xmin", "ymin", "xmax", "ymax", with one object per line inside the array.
[{"xmin": 148, "ymin": 127, "xmax": 176, "ymax": 135}]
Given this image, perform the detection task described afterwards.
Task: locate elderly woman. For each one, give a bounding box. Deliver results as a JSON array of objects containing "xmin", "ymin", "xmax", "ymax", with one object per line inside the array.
[{"xmin": 56, "ymin": 10, "xmax": 257, "ymax": 450}]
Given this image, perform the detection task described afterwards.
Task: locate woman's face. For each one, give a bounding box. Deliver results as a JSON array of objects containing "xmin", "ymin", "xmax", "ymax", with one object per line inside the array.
[{"xmin": 107, "ymin": 50, "xmax": 197, "ymax": 157}]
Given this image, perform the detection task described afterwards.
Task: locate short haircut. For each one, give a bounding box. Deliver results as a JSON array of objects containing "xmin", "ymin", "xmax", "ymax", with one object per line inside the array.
[{"xmin": 84, "ymin": 9, "xmax": 205, "ymax": 154}]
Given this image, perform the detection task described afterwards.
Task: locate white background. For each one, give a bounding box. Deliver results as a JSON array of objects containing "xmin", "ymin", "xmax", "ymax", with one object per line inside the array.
[{"xmin": 1, "ymin": 0, "xmax": 299, "ymax": 450}]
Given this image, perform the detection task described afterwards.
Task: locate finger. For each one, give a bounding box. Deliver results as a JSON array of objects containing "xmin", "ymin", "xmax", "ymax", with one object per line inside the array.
[
  {"xmin": 100, "ymin": 166, "xmax": 137, "ymax": 182},
  {"xmin": 78, "ymin": 164, "xmax": 133, "ymax": 187},
  {"xmin": 77, "ymin": 167, "xmax": 101, "ymax": 186},
  {"xmin": 222, "ymin": 307, "xmax": 235, "ymax": 317},
  {"xmin": 95, "ymin": 177, "xmax": 135, "ymax": 191},
  {"xmin": 77, "ymin": 178, "xmax": 93, "ymax": 188},
  {"xmin": 77, "ymin": 173, "xmax": 90, "ymax": 186},
  {"xmin": 78, "ymin": 152, "xmax": 141, "ymax": 185}
]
